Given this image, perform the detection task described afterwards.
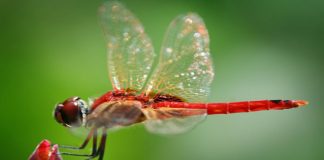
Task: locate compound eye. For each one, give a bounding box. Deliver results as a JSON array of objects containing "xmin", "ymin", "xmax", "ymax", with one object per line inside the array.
[
  {"xmin": 54, "ymin": 97, "xmax": 85, "ymax": 127},
  {"xmin": 54, "ymin": 104, "xmax": 65, "ymax": 125}
]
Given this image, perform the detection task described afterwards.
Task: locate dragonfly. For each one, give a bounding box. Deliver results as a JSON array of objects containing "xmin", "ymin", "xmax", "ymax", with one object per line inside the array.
[{"xmin": 52, "ymin": 1, "xmax": 308, "ymax": 160}]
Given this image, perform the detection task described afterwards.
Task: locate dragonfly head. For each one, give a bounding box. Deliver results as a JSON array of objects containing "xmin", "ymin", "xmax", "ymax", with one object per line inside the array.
[{"xmin": 54, "ymin": 96, "xmax": 88, "ymax": 128}]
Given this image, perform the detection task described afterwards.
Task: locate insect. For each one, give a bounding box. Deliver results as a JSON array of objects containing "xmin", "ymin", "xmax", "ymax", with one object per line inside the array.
[{"xmin": 52, "ymin": 1, "xmax": 308, "ymax": 160}]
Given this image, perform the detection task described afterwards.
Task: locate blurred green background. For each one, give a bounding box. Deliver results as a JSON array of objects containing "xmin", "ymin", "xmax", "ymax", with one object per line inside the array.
[{"xmin": 1, "ymin": 0, "xmax": 323, "ymax": 159}]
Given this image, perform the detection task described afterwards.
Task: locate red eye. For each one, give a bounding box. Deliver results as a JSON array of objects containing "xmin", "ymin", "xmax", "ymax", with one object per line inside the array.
[
  {"xmin": 54, "ymin": 97, "xmax": 86, "ymax": 127},
  {"xmin": 54, "ymin": 104, "xmax": 65, "ymax": 125}
]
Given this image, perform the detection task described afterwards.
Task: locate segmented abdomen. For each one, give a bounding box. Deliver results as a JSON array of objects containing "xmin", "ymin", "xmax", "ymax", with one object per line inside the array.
[{"xmin": 152, "ymin": 100, "xmax": 307, "ymax": 115}]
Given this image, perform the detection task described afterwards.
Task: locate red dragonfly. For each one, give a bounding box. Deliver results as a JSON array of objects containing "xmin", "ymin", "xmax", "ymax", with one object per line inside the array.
[{"xmin": 53, "ymin": 1, "xmax": 308, "ymax": 160}]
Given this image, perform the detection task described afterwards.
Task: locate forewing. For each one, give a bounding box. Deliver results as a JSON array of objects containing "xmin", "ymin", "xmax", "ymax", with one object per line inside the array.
[
  {"xmin": 144, "ymin": 13, "xmax": 214, "ymax": 102},
  {"xmin": 142, "ymin": 107, "xmax": 207, "ymax": 135},
  {"xmin": 99, "ymin": 1, "xmax": 155, "ymax": 91}
]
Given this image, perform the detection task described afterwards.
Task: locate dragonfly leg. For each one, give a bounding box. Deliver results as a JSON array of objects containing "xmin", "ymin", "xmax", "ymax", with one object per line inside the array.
[
  {"xmin": 98, "ymin": 128, "xmax": 108, "ymax": 160},
  {"xmin": 92, "ymin": 129, "xmax": 98, "ymax": 155},
  {"xmin": 59, "ymin": 127, "xmax": 97, "ymax": 150},
  {"xmin": 85, "ymin": 128, "xmax": 108, "ymax": 160},
  {"xmin": 59, "ymin": 152, "xmax": 93, "ymax": 157},
  {"xmin": 59, "ymin": 128, "xmax": 99, "ymax": 158}
]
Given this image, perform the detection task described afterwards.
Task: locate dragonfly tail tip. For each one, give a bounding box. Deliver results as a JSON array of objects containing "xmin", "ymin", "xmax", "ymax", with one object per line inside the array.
[{"xmin": 293, "ymin": 100, "xmax": 309, "ymax": 107}]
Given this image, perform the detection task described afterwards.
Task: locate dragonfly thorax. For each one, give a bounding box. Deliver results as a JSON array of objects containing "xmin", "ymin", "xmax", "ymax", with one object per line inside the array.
[
  {"xmin": 86, "ymin": 100, "xmax": 145, "ymax": 128},
  {"xmin": 54, "ymin": 96, "xmax": 88, "ymax": 128}
]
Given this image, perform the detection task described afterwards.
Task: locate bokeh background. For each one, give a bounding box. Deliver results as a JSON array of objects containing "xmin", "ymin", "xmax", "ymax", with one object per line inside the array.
[{"xmin": 1, "ymin": 0, "xmax": 323, "ymax": 159}]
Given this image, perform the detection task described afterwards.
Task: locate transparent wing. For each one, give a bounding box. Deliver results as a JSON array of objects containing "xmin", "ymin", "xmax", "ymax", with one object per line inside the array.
[
  {"xmin": 144, "ymin": 13, "xmax": 214, "ymax": 102},
  {"xmin": 69, "ymin": 127, "xmax": 91, "ymax": 138},
  {"xmin": 99, "ymin": 1, "xmax": 155, "ymax": 91},
  {"xmin": 142, "ymin": 107, "xmax": 207, "ymax": 135}
]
